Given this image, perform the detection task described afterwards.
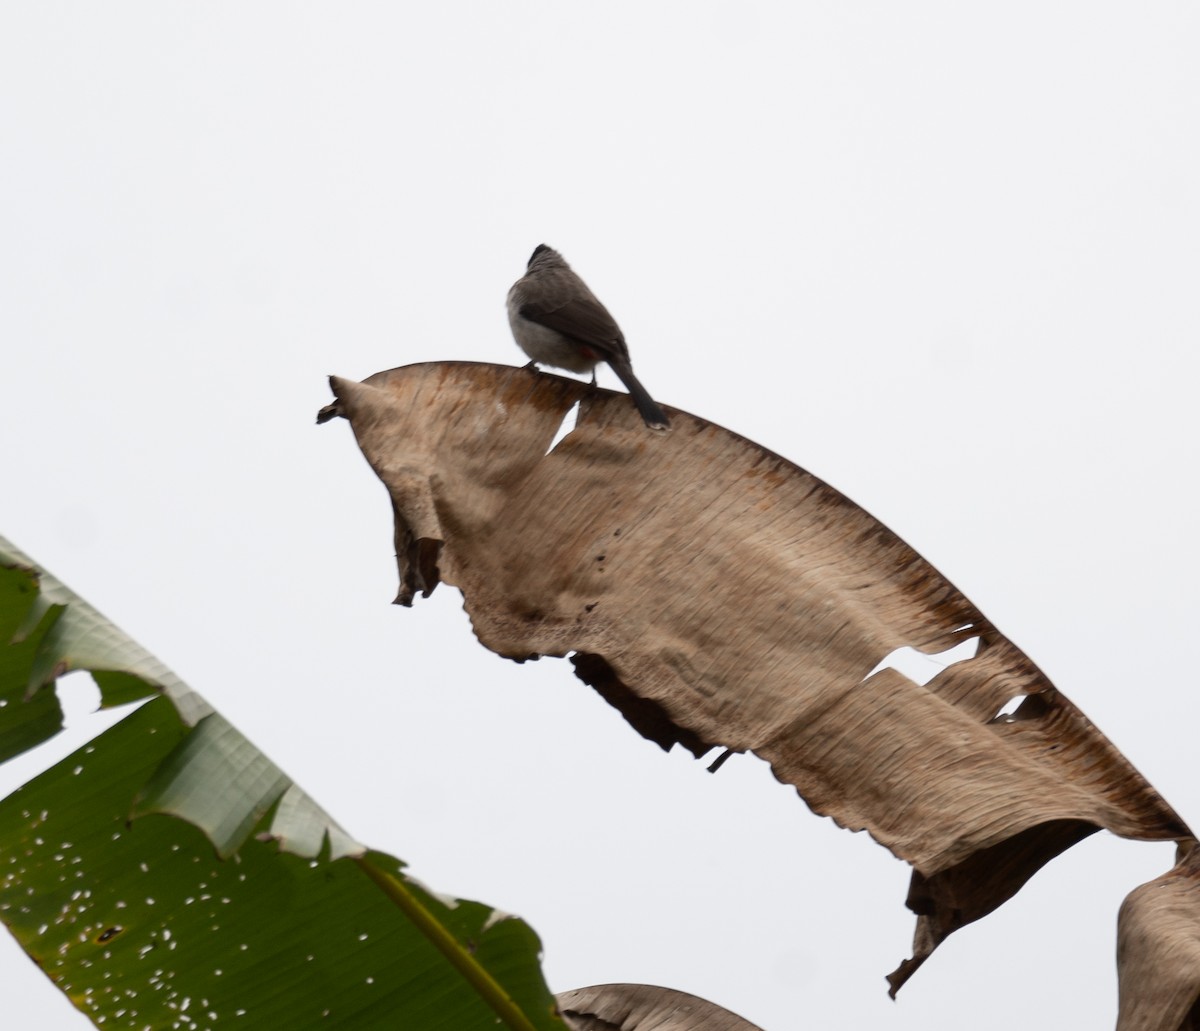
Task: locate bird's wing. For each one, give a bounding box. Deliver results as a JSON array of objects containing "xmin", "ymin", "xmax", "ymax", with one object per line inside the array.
[{"xmin": 518, "ymin": 296, "xmax": 628, "ymax": 360}]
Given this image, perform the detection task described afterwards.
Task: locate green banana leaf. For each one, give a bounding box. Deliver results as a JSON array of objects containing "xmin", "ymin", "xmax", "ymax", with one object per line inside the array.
[{"xmin": 0, "ymin": 535, "xmax": 565, "ymax": 1030}]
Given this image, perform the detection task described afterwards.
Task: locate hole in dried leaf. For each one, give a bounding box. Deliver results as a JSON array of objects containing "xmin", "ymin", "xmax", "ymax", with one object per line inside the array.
[
  {"xmin": 993, "ymin": 695, "xmax": 1026, "ymax": 720},
  {"xmin": 545, "ymin": 400, "xmax": 581, "ymax": 455},
  {"xmin": 988, "ymin": 692, "xmax": 1050, "ymax": 724},
  {"xmin": 865, "ymin": 636, "xmax": 981, "ymax": 687}
]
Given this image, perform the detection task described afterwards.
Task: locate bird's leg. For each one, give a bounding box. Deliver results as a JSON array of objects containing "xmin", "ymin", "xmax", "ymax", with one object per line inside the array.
[
  {"xmin": 522, "ymin": 360, "xmax": 539, "ymax": 372},
  {"xmin": 590, "ymin": 370, "xmax": 597, "ymax": 386}
]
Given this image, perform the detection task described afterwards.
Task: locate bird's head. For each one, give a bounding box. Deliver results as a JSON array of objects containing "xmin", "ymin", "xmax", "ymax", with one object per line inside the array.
[{"xmin": 527, "ymin": 243, "xmax": 563, "ymax": 269}]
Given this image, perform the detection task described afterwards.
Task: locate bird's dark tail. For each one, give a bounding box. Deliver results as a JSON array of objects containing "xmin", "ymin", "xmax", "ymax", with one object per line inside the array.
[{"xmin": 608, "ymin": 358, "xmax": 670, "ymax": 430}]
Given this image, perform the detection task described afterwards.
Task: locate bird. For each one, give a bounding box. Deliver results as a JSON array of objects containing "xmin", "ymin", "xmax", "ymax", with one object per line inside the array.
[{"xmin": 507, "ymin": 244, "xmax": 670, "ymax": 430}]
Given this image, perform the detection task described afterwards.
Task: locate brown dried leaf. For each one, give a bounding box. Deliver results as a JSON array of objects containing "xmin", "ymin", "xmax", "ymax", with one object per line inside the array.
[
  {"xmin": 1117, "ymin": 843, "xmax": 1200, "ymax": 1031},
  {"xmin": 324, "ymin": 361, "xmax": 1190, "ymax": 991},
  {"xmin": 557, "ymin": 983, "xmax": 763, "ymax": 1031}
]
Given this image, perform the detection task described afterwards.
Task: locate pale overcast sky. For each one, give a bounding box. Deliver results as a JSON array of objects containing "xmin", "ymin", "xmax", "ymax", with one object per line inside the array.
[{"xmin": 2, "ymin": 4, "xmax": 1198, "ymax": 1028}]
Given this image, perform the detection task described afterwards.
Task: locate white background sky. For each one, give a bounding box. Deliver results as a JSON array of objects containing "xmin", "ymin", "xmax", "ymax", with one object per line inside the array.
[{"xmin": 2, "ymin": 4, "xmax": 1198, "ymax": 1029}]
